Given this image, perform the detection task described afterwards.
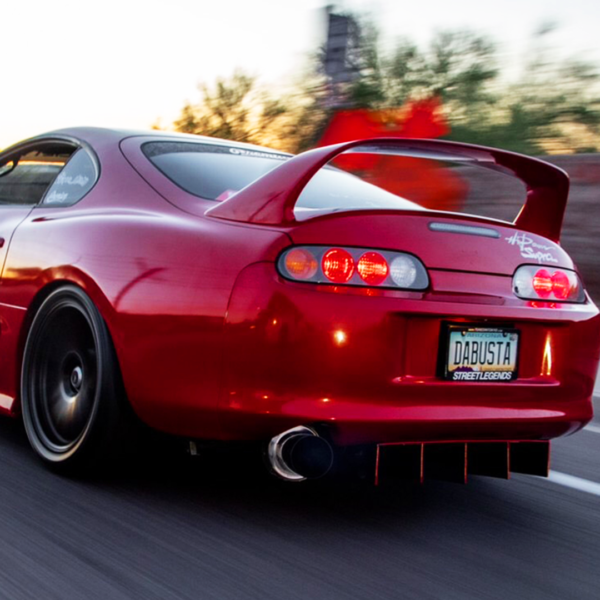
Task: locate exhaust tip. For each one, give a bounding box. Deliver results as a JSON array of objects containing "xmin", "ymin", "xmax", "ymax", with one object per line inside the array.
[{"xmin": 268, "ymin": 426, "xmax": 334, "ymax": 482}]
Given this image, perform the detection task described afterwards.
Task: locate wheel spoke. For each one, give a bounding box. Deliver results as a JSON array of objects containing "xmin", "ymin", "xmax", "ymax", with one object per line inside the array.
[{"xmin": 28, "ymin": 304, "xmax": 98, "ymax": 451}]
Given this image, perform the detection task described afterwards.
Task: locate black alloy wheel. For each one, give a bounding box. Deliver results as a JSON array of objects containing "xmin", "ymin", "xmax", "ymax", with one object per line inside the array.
[{"xmin": 21, "ymin": 286, "xmax": 129, "ymax": 472}]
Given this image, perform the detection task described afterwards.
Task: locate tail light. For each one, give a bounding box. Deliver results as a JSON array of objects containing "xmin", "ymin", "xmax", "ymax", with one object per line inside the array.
[
  {"xmin": 284, "ymin": 248, "xmax": 318, "ymax": 280},
  {"xmin": 357, "ymin": 252, "xmax": 388, "ymax": 285},
  {"xmin": 513, "ymin": 265, "xmax": 585, "ymax": 303},
  {"xmin": 278, "ymin": 246, "xmax": 429, "ymax": 290},
  {"xmin": 322, "ymin": 248, "xmax": 355, "ymax": 283}
]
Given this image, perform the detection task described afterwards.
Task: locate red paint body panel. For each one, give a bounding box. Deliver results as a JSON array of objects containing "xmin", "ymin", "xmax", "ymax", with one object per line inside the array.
[
  {"xmin": 286, "ymin": 212, "xmax": 575, "ymax": 275},
  {"xmin": 0, "ymin": 127, "xmax": 598, "ymax": 455},
  {"xmin": 0, "ymin": 129, "xmax": 291, "ymax": 439},
  {"xmin": 220, "ymin": 263, "xmax": 599, "ymax": 444}
]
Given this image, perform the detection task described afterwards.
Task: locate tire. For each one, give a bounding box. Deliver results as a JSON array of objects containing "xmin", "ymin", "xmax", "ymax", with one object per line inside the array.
[{"xmin": 21, "ymin": 285, "xmax": 130, "ymax": 473}]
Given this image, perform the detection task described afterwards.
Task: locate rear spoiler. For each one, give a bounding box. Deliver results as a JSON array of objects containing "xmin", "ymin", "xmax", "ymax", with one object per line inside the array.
[{"xmin": 206, "ymin": 138, "xmax": 570, "ymax": 242}]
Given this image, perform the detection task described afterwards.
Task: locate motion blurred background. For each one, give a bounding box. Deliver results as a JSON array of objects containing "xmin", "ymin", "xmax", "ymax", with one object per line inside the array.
[{"xmin": 1, "ymin": 0, "xmax": 598, "ymax": 297}]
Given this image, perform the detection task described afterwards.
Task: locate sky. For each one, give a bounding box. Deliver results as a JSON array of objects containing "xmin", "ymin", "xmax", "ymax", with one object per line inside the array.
[{"xmin": 1, "ymin": 0, "xmax": 600, "ymax": 149}]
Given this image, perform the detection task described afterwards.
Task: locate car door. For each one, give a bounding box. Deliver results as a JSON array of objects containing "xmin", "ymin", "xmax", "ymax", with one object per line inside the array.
[{"xmin": 0, "ymin": 141, "xmax": 79, "ymax": 413}]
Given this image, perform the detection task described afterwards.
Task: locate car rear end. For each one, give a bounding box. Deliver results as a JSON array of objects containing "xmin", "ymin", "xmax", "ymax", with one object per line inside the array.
[
  {"xmin": 135, "ymin": 134, "xmax": 600, "ymax": 483},
  {"xmin": 209, "ymin": 139, "xmax": 600, "ymax": 482},
  {"xmin": 223, "ymin": 213, "xmax": 597, "ymax": 426}
]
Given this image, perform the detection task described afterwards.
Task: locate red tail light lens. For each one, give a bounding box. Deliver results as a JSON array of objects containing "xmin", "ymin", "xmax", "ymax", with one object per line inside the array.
[
  {"xmin": 357, "ymin": 252, "xmax": 389, "ymax": 285},
  {"xmin": 322, "ymin": 248, "xmax": 355, "ymax": 283},
  {"xmin": 532, "ymin": 269, "xmax": 553, "ymax": 299},
  {"xmin": 513, "ymin": 265, "xmax": 584, "ymax": 303},
  {"xmin": 278, "ymin": 246, "xmax": 429, "ymax": 290},
  {"xmin": 551, "ymin": 270, "xmax": 570, "ymax": 300}
]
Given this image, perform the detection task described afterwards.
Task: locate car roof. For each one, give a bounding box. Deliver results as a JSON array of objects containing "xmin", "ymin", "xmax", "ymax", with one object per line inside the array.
[{"xmin": 16, "ymin": 126, "xmax": 291, "ymax": 157}]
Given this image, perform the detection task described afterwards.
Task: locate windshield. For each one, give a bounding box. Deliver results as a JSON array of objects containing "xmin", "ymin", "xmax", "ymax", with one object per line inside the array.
[{"xmin": 142, "ymin": 141, "xmax": 422, "ymax": 216}]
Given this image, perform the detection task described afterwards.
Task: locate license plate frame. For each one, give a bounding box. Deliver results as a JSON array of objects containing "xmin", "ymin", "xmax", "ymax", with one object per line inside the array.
[{"xmin": 444, "ymin": 325, "xmax": 520, "ymax": 382}]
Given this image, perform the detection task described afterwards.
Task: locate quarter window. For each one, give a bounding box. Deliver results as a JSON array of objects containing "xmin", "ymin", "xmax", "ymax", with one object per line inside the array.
[
  {"xmin": 43, "ymin": 149, "xmax": 98, "ymax": 206},
  {"xmin": 0, "ymin": 144, "xmax": 76, "ymax": 206}
]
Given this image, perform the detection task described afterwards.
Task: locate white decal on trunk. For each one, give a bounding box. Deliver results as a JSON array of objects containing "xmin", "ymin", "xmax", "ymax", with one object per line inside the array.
[{"xmin": 505, "ymin": 232, "xmax": 558, "ymax": 264}]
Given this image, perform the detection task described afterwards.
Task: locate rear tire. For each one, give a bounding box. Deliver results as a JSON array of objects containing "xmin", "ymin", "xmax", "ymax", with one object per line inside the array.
[{"xmin": 21, "ymin": 286, "xmax": 130, "ymax": 473}]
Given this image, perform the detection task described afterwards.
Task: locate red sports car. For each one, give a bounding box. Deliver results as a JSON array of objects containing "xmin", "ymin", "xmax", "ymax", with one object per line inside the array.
[{"xmin": 0, "ymin": 127, "xmax": 598, "ymax": 484}]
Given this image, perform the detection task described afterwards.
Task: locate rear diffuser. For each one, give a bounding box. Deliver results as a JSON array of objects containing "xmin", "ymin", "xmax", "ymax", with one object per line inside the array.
[{"xmin": 374, "ymin": 440, "xmax": 550, "ymax": 485}]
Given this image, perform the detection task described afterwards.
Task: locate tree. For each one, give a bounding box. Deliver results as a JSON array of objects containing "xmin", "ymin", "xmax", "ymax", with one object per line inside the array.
[
  {"xmin": 346, "ymin": 29, "xmax": 498, "ymax": 112},
  {"xmin": 336, "ymin": 20, "xmax": 600, "ymax": 154},
  {"xmin": 173, "ymin": 71, "xmax": 289, "ymax": 148},
  {"xmin": 167, "ymin": 18, "xmax": 600, "ymax": 154},
  {"xmin": 497, "ymin": 26, "xmax": 600, "ymax": 153}
]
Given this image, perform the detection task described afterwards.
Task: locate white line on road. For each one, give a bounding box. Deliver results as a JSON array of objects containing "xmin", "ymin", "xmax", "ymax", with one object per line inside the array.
[
  {"xmin": 546, "ymin": 471, "xmax": 600, "ymax": 497},
  {"xmin": 585, "ymin": 424, "xmax": 600, "ymax": 434}
]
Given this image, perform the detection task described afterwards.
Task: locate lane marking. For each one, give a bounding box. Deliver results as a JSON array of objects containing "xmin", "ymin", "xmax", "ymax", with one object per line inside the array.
[
  {"xmin": 585, "ymin": 424, "xmax": 600, "ymax": 434},
  {"xmin": 546, "ymin": 471, "xmax": 600, "ymax": 497}
]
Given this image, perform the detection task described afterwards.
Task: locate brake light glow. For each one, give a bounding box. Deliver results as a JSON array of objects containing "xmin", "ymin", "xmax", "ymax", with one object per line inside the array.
[
  {"xmin": 513, "ymin": 265, "xmax": 584, "ymax": 303},
  {"xmin": 322, "ymin": 248, "xmax": 355, "ymax": 283},
  {"xmin": 278, "ymin": 246, "xmax": 429, "ymax": 290},
  {"xmin": 532, "ymin": 269, "xmax": 553, "ymax": 299},
  {"xmin": 551, "ymin": 270, "xmax": 570, "ymax": 300},
  {"xmin": 357, "ymin": 252, "xmax": 388, "ymax": 285}
]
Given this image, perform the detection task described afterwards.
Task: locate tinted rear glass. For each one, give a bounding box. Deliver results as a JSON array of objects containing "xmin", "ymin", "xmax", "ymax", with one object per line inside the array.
[{"xmin": 142, "ymin": 141, "xmax": 422, "ymax": 214}]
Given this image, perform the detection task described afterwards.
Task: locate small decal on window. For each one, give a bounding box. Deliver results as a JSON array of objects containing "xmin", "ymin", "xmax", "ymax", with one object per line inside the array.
[
  {"xmin": 54, "ymin": 173, "xmax": 90, "ymax": 187},
  {"xmin": 45, "ymin": 191, "xmax": 70, "ymax": 204},
  {"xmin": 42, "ymin": 149, "xmax": 97, "ymax": 206},
  {"xmin": 228, "ymin": 148, "xmax": 286, "ymax": 160}
]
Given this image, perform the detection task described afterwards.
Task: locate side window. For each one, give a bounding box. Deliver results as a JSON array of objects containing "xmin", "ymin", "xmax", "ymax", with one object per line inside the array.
[
  {"xmin": 43, "ymin": 148, "xmax": 98, "ymax": 206},
  {"xmin": 0, "ymin": 144, "xmax": 76, "ymax": 206}
]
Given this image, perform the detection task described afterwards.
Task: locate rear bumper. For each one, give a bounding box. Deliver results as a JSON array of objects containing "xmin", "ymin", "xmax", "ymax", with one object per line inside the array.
[{"xmin": 220, "ymin": 263, "xmax": 600, "ymax": 445}]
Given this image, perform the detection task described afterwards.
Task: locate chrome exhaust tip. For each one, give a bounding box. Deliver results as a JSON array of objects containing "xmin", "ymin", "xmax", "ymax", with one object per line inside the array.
[{"xmin": 268, "ymin": 426, "xmax": 334, "ymax": 482}]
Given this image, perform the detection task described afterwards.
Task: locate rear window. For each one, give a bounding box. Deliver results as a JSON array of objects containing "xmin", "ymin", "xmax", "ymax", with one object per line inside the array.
[{"xmin": 142, "ymin": 141, "xmax": 422, "ymax": 214}]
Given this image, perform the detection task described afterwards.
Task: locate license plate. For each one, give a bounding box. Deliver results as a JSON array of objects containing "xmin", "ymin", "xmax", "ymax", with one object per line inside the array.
[{"xmin": 445, "ymin": 326, "xmax": 519, "ymax": 382}]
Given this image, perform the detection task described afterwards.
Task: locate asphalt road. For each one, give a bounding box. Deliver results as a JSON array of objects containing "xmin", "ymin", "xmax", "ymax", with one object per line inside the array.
[{"xmin": 0, "ymin": 395, "xmax": 599, "ymax": 600}]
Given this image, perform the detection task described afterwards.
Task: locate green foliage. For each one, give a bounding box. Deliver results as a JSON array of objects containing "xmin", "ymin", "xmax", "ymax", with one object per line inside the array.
[
  {"xmin": 347, "ymin": 21, "xmax": 387, "ymax": 108},
  {"xmin": 386, "ymin": 26, "xmax": 600, "ymax": 153},
  {"xmin": 173, "ymin": 71, "xmax": 290, "ymax": 147},
  {"xmin": 347, "ymin": 28, "xmax": 498, "ymax": 112},
  {"xmin": 489, "ymin": 49, "xmax": 600, "ymax": 153},
  {"xmin": 169, "ymin": 19, "xmax": 600, "ymax": 154}
]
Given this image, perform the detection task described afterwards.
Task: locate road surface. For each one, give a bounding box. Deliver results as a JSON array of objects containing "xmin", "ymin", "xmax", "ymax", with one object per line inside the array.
[{"xmin": 0, "ymin": 392, "xmax": 599, "ymax": 599}]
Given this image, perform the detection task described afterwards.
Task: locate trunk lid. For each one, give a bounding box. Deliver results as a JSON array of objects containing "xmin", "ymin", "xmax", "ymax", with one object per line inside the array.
[{"xmin": 286, "ymin": 211, "xmax": 574, "ymax": 275}]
